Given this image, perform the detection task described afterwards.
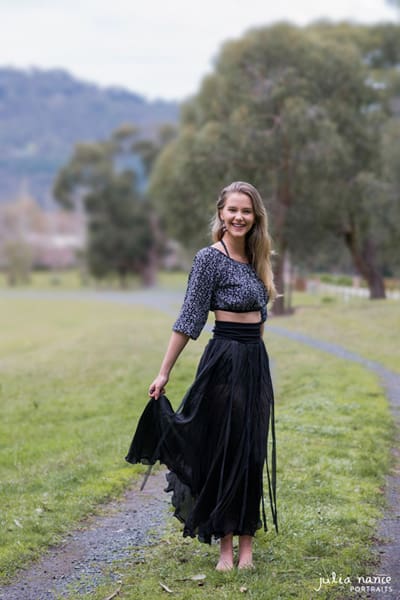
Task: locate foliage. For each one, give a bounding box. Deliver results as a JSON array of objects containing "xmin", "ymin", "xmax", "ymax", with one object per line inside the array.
[
  {"xmin": 379, "ymin": 118, "xmax": 400, "ymax": 274},
  {"xmin": 53, "ymin": 128, "xmax": 155, "ymax": 285},
  {"xmin": 150, "ymin": 23, "xmax": 400, "ymax": 300},
  {"xmin": 0, "ymin": 196, "xmax": 40, "ymax": 284},
  {"xmin": 318, "ymin": 273, "xmax": 354, "ymax": 286},
  {"xmin": 2, "ymin": 240, "xmax": 32, "ymax": 285}
]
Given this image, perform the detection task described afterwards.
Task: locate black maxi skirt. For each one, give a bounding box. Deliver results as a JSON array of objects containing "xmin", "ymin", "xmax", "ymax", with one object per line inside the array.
[{"xmin": 125, "ymin": 321, "xmax": 278, "ymax": 544}]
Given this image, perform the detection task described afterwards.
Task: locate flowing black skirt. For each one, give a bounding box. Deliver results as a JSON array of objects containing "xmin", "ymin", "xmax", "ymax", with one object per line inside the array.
[{"xmin": 125, "ymin": 321, "xmax": 278, "ymax": 544}]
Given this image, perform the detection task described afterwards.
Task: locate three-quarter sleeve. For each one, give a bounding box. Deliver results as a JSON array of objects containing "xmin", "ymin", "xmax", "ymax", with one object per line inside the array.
[{"xmin": 173, "ymin": 249, "xmax": 216, "ymax": 340}]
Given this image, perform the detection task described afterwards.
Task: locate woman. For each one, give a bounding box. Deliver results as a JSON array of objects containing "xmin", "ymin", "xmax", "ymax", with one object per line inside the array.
[{"xmin": 126, "ymin": 181, "xmax": 278, "ymax": 571}]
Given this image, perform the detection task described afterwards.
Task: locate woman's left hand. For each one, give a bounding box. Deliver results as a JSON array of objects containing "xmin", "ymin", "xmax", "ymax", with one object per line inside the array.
[{"xmin": 148, "ymin": 373, "xmax": 169, "ymax": 400}]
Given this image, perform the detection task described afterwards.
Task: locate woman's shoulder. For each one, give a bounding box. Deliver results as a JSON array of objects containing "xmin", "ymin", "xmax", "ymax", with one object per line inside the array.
[
  {"xmin": 193, "ymin": 246, "xmax": 219, "ymax": 263},
  {"xmin": 188, "ymin": 246, "xmax": 221, "ymax": 278}
]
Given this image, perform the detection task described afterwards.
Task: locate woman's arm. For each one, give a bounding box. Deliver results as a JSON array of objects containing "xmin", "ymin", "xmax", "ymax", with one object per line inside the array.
[{"xmin": 148, "ymin": 331, "xmax": 190, "ymax": 399}]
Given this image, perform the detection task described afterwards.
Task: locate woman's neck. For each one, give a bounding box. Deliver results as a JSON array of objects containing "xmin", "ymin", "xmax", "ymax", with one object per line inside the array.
[{"xmin": 222, "ymin": 233, "xmax": 247, "ymax": 260}]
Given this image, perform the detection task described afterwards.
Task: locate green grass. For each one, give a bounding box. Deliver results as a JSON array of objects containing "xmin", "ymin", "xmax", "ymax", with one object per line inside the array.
[
  {"xmin": 0, "ymin": 269, "xmax": 86, "ymax": 290},
  {"xmin": 0, "ymin": 298, "xmax": 200, "ymax": 581},
  {"xmin": 0, "ymin": 268, "xmax": 188, "ymax": 291},
  {"xmin": 3, "ymin": 267, "xmax": 397, "ymax": 370},
  {"xmin": 81, "ymin": 333, "xmax": 394, "ymax": 600},
  {"xmin": 0, "ymin": 295, "xmax": 396, "ymax": 599},
  {"xmin": 275, "ymin": 292, "xmax": 400, "ymax": 373}
]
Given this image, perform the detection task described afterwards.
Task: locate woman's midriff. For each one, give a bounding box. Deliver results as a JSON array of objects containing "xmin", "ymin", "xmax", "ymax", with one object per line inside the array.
[{"xmin": 213, "ymin": 309, "xmax": 262, "ymax": 324}]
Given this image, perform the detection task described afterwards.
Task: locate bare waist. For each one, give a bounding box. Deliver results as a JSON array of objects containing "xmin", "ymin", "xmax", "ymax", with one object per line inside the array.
[{"xmin": 214, "ymin": 309, "xmax": 262, "ymax": 324}]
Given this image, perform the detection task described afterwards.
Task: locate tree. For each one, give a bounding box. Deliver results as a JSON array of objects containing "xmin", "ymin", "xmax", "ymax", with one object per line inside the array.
[
  {"xmin": 2, "ymin": 240, "xmax": 32, "ymax": 286},
  {"xmin": 0, "ymin": 196, "xmax": 38, "ymax": 285},
  {"xmin": 306, "ymin": 21, "xmax": 400, "ymax": 280},
  {"xmin": 53, "ymin": 127, "xmax": 156, "ymax": 286},
  {"xmin": 150, "ymin": 24, "xmax": 392, "ymax": 311},
  {"xmin": 379, "ymin": 118, "xmax": 400, "ymax": 276}
]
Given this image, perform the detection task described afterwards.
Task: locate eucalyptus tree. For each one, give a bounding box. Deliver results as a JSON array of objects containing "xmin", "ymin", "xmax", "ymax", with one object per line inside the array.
[
  {"xmin": 53, "ymin": 126, "xmax": 156, "ymax": 286},
  {"xmin": 307, "ymin": 21, "xmax": 400, "ymax": 278},
  {"xmin": 379, "ymin": 118, "xmax": 400, "ymax": 275},
  {"xmin": 150, "ymin": 24, "xmax": 389, "ymax": 312}
]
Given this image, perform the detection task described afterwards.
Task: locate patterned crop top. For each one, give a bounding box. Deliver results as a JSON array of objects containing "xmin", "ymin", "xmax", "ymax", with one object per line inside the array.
[{"xmin": 173, "ymin": 246, "xmax": 269, "ymax": 340}]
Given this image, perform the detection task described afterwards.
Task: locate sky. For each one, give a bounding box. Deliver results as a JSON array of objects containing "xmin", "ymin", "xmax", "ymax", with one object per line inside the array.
[{"xmin": 0, "ymin": 0, "xmax": 397, "ymax": 101}]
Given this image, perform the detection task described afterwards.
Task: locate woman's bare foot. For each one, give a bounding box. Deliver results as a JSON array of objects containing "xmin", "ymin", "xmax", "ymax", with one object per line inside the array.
[
  {"xmin": 215, "ymin": 559, "xmax": 234, "ymax": 571},
  {"xmin": 216, "ymin": 533, "xmax": 234, "ymax": 571},
  {"xmin": 238, "ymin": 535, "xmax": 254, "ymax": 569}
]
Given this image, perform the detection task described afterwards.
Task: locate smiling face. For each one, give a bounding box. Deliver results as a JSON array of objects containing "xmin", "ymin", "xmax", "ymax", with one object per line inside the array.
[{"xmin": 219, "ymin": 192, "xmax": 255, "ymax": 239}]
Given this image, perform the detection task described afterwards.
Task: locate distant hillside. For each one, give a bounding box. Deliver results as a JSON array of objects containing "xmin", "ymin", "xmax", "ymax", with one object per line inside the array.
[{"xmin": 0, "ymin": 67, "xmax": 179, "ymax": 205}]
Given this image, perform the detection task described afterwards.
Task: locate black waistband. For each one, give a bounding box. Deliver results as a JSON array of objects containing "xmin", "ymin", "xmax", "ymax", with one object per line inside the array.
[{"xmin": 212, "ymin": 320, "xmax": 261, "ymax": 343}]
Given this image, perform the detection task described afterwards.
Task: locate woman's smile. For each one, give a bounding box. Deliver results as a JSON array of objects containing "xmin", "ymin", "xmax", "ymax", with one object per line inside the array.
[
  {"xmin": 232, "ymin": 222, "xmax": 247, "ymax": 229},
  {"xmin": 229, "ymin": 221, "xmax": 250, "ymax": 235}
]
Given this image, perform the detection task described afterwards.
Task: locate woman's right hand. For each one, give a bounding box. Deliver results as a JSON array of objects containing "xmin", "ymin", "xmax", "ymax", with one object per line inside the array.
[{"xmin": 149, "ymin": 374, "xmax": 169, "ymax": 400}]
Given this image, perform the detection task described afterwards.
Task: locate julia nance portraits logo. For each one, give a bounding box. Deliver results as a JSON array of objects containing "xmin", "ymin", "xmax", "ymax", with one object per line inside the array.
[{"xmin": 314, "ymin": 571, "xmax": 393, "ymax": 595}]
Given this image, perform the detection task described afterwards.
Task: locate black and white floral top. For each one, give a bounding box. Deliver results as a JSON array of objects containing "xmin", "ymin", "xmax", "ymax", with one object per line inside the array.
[{"xmin": 173, "ymin": 247, "xmax": 269, "ymax": 339}]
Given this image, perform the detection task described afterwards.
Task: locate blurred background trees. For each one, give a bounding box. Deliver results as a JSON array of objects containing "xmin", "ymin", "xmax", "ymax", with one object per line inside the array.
[
  {"xmin": 2, "ymin": 22, "xmax": 399, "ymax": 309},
  {"xmin": 53, "ymin": 125, "xmax": 176, "ymax": 286},
  {"xmin": 150, "ymin": 23, "xmax": 400, "ymax": 311}
]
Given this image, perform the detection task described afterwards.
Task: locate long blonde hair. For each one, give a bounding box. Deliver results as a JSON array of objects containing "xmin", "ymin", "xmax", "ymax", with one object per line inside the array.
[{"xmin": 211, "ymin": 181, "xmax": 277, "ymax": 303}]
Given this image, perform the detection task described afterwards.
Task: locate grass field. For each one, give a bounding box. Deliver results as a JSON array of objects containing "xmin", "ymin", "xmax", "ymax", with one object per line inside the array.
[
  {"xmin": 0, "ymin": 292, "xmax": 397, "ymax": 599},
  {"xmin": 0, "ymin": 268, "xmax": 188, "ymax": 292},
  {"xmin": 2, "ymin": 267, "xmax": 397, "ymax": 372},
  {"xmin": 0, "ymin": 269, "xmax": 86, "ymax": 290},
  {"xmin": 90, "ymin": 335, "xmax": 393, "ymax": 600},
  {"xmin": 0, "ymin": 297, "xmax": 200, "ymax": 580},
  {"xmin": 278, "ymin": 292, "xmax": 400, "ymax": 374}
]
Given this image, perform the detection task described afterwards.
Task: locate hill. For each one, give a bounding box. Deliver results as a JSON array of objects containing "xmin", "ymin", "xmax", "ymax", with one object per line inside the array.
[{"xmin": 0, "ymin": 67, "xmax": 179, "ymax": 205}]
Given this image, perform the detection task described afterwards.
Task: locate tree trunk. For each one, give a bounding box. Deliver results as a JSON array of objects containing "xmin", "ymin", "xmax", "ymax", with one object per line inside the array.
[
  {"xmin": 343, "ymin": 230, "xmax": 386, "ymax": 299},
  {"xmin": 271, "ymin": 167, "xmax": 291, "ymax": 315},
  {"xmin": 283, "ymin": 250, "xmax": 293, "ymax": 313},
  {"xmin": 118, "ymin": 266, "xmax": 128, "ymax": 289},
  {"xmin": 272, "ymin": 249, "xmax": 286, "ymax": 315},
  {"xmin": 139, "ymin": 247, "xmax": 158, "ymax": 287},
  {"xmin": 138, "ymin": 212, "xmax": 164, "ymax": 287}
]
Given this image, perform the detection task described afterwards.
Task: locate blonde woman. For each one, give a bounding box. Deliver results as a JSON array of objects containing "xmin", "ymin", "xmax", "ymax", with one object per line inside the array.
[{"xmin": 126, "ymin": 181, "xmax": 278, "ymax": 571}]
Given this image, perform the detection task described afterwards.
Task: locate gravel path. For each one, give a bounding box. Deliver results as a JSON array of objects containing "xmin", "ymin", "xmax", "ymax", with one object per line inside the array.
[
  {"xmin": 0, "ymin": 470, "xmax": 170, "ymax": 600},
  {"xmin": 1, "ymin": 289, "xmax": 399, "ymax": 598}
]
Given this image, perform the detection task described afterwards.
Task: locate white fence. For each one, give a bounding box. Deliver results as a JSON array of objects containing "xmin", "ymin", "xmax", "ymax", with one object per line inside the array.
[{"xmin": 306, "ymin": 281, "xmax": 400, "ymax": 301}]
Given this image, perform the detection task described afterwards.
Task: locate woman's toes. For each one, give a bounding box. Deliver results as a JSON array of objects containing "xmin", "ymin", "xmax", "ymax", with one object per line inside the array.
[
  {"xmin": 216, "ymin": 559, "xmax": 234, "ymax": 571},
  {"xmin": 238, "ymin": 561, "xmax": 255, "ymax": 570}
]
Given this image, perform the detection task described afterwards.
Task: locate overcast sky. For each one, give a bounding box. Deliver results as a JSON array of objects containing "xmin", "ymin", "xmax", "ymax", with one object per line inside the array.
[{"xmin": 0, "ymin": 0, "xmax": 397, "ymax": 101}]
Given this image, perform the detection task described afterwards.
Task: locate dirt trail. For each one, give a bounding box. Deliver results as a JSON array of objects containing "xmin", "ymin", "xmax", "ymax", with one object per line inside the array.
[{"xmin": 0, "ymin": 470, "xmax": 169, "ymax": 600}]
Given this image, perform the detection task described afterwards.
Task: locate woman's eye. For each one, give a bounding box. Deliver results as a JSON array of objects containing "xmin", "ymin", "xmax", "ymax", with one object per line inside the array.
[{"xmin": 226, "ymin": 207, "xmax": 252, "ymax": 214}]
